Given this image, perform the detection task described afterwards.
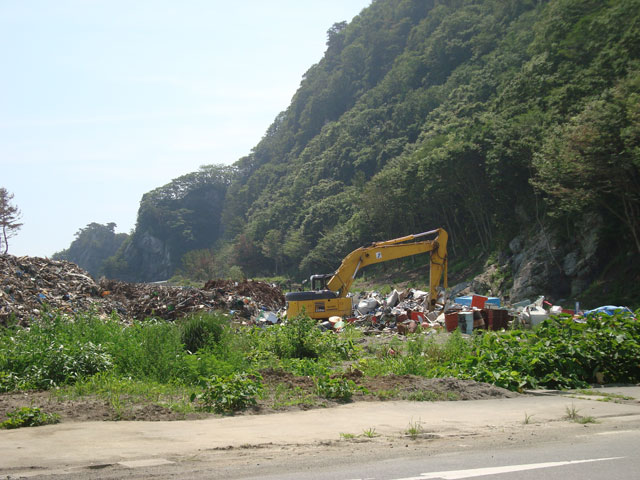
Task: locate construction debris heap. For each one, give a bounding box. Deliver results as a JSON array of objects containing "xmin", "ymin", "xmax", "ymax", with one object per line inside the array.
[{"xmin": 0, "ymin": 255, "xmax": 285, "ymax": 326}]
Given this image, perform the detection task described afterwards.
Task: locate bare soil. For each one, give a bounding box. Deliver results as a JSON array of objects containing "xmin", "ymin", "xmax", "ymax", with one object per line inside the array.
[{"xmin": 0, "ymin": 374, "xmax": 517, "ymax": 424}]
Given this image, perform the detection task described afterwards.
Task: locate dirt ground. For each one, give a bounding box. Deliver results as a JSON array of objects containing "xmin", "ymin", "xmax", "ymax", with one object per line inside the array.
[{"xmin": 0, "ymin": 374, "xmax": 517, "ymax": 424}]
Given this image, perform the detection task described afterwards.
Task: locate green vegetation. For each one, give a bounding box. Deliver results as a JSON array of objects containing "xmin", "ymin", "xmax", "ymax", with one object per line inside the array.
[
  {"xmin": 407, "ymin": 390, "xmax": 460, "ymax": 402},
  {"xmin": 1, "ymin": 309, "xmax": 639, "ymax": 420},
  {"xmin": 193, "ymin": 373, "xmax": 263, "ymax": 414},
  {"xmin": 1, "ymin": 406, "xmax": 60, "ymax": 429},
  {"xmin": 315, "ymin": 376, "xmax": 357, "ymax": 401},
  {"xmin": 362, "ymin": 427, "xmax": 379, "ymax": 438},
  {"xmin": 565, "ymin": 403, "xmax": 597, "ymax": 424},
  {"xmin": 404, "ymin": 419, "xmax": 424, "ymax": 439}
]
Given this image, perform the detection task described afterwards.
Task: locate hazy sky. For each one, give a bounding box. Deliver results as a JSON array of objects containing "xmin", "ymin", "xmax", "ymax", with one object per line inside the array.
[{"xmin": 1, "ymin": 0, "xmax": 371, "ymax": 257}]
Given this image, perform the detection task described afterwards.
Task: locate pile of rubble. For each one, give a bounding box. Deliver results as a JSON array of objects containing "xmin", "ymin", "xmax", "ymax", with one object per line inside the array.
[
  {"xmin": 203, "ymin": 279, "xmax": 284, "ymax": 311},
  {"xmin": 327, "ymin": 289, "xmax": 511, "ymax": 335},
  {"xmin": 318, "ymin": 290, "xmax": 634, "ymax": 335},
  {"xmin": 0, "ymin": 254, "xmax": 285, "ymax": 326}
]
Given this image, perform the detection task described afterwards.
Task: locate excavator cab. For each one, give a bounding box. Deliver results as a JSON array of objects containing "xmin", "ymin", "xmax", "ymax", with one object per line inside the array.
[{"xmin": 310, "ymin": 274, "xmax": 332, "ymax": 291}]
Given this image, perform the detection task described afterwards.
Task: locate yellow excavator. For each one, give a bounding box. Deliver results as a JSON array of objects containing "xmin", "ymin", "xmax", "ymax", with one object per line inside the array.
[{"xmin": 285, "ymin": 228, "xmax": 448, "ymax": 319}]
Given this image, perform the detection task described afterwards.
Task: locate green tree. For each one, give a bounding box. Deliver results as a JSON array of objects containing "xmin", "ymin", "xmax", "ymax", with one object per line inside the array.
[
  {"xmin": 0, "ymin": 188, "xmax": 23, "ymax": 254},
  {"xmin": 262, "ymin": 229, "xmax": 284, "ymax": 274},
  {"xmin": 533, "ymin": 70, "xmax": 640, "ymax": 253},
  {"xmin": 178, "ymin": 249, "xmax": 219, "ymax": 282}
]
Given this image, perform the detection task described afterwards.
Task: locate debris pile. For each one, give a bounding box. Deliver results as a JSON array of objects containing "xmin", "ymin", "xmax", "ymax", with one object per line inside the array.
[
  {"xmin": 337, "ymin": 290, "xmax": 511, "ymax": 335},
  {"xmin": 203, "ymin": 279, "xmax": 284, "ymax": 311},
  {"xmin": 0, "ymin": 254, "xmax": 285, "ymax": 326},
  {"xmin": 317, "ymin": 290, "xmax": 634, "ymax": 335},
  {"xmin": 1, "ymin": 255, "xmax": 101, "ymax": 325}
]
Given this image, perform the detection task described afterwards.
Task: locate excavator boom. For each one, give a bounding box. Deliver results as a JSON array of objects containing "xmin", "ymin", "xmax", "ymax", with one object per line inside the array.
[{"xmin": 285, "ymin": 228, "xmax": 448, "ymax": 319}]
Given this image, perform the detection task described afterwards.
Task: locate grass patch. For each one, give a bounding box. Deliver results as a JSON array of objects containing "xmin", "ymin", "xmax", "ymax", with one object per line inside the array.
[
  {"xmin": 407, "ymin": 390, "xmax": 460, "ymax": 401},
  {"xmin": 575, "ymin": 389, "xmax": 634, "ymax": 401},
  {"xmin": 404, "ymin": 419, "xmax": 424, "ymax": 439}
]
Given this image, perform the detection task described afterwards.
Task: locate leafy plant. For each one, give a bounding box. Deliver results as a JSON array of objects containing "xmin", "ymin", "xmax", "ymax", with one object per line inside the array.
[
  {"xmin": 194, "ymin": 372, "xmax": 263, "ymax": 414},
  {"xmin": 1, "ymin": 406, "xmax": 60, "ymax": 429},
  {"xmin": 315, "ymin": 376, "xmax": 356, "ymax": 401}
]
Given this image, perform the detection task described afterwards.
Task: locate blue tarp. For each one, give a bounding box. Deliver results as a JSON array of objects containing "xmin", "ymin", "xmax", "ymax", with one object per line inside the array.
[
  {"xmin": 454, "ymin": 295, "xmax": 501, "ymax": 307},
  {"xmin": 583, "ymin": 305, "xmax": 633, "ymax": 317}
]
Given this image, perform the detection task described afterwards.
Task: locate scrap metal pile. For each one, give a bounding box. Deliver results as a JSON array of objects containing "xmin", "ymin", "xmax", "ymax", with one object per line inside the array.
[{"xmin": 0, "ymin": 254, "xmax": 285, "ymax": 326}]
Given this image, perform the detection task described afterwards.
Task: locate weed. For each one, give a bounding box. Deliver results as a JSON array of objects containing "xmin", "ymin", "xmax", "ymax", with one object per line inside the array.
[
  {"xmin": 564, "ymin": 404, "xmax": 597, "ymax": 424},
  {"xmin": 340, "ymin": 432, "xmax": 356, "ymax": 440},
  {"xmin": 110, "ymin": 394, "xmax": 125, "ymax": 420},
  {"xmin": 405, "ymin": 419, "xmax": 423, "ymax": 439},
  {"xmin": 362, "ymin": 427, "xmax": 378, "ymax": 438},
  {"xmin": 565, "ymin": 404, "xmax": 580, "ymax": 420},
  {"xmin": 576, "ymin": 389, "xmax": 633, "ymax": 401},
  {"xmin": 523, "ymin": 412, "xmax": 534, "ymax": 424},
  {"xmin": 1, "ymin": 406, "xmax": 60, "ymax": 429},
  {"xmin": 576, "ymin": 415, "xmax": 597, "ymax": 424}
]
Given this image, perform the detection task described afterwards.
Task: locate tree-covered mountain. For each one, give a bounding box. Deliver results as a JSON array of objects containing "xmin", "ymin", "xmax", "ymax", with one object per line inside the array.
[
  {"xmin": 65, "ymin": 0, "xmax": 640, "ymax": 307},
  {"xmin": 53, "ymin": 223, "xmax": 128, "ymax": 278}
]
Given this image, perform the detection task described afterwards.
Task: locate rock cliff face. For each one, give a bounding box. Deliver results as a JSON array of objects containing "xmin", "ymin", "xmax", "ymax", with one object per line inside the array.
[
  {"xmin": 507, "ymin": 215, "xmax": 603, "ymax": 303},
  {"xmin": 462, "ymin": 215, "xmax": 605, "ymax": 305}
]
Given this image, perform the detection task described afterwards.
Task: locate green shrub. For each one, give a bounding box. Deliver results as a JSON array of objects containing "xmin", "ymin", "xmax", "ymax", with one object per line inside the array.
[
  {"xmin": 264, "ymin": 316, "xmax": 359, "ymax": 361},
  {"xmin": 194, "ymin": 372, "xmax": 263, "ymax": 414},
  {"xmin": 315, "ymin": 376, "xmax": 356, "ymax": 401},
  {"xmin": 458, "ymin": 311, "xmax": 640, "ymax": 391},
  {"xmin": 1, "ymin": 406, "xmax": 60, "ymax": 429},
  {"xmin": 179, "ymin": 313, "xmax": 227, "ymax": 353}
]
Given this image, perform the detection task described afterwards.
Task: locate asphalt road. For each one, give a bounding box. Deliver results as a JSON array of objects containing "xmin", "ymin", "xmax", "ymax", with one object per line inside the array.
[
  {"xmin": 1, "ymin": 386, "xmax": 639, "ymax": 479},
  {"xmin": 241, "ymin": 427, "xmax": 640, "ymax": 480}
]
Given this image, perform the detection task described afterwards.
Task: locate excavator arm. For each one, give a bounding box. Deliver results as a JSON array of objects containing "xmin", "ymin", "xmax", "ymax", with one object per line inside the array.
[
  {"xmin": 285, "ymin": 228, "xmax": 448, "ymax": 318},
  {"xmin": 326, "ymin": 228, "xmax": 448, "ymax": 308}
]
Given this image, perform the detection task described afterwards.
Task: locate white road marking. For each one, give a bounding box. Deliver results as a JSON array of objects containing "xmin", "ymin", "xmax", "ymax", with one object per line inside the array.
[
  {"xmin": 392, "ymin": 457, "xmax": 623, "ymax": 480},
  {"xmin": 595, "ymin": 430, "xmax": 638, "ymax": 435},
  {"xmin": 118, "ymin": 458, "xmax": 175, "ymax": 468}
]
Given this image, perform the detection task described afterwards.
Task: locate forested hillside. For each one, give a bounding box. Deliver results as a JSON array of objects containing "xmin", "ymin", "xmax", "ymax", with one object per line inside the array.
[{"xmin": 61, "ymin": 0, "xmax": 640, "ymax": 307}]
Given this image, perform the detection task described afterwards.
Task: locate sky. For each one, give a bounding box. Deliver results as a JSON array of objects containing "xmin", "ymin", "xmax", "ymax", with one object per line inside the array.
[{"xmin": 1, "ymin": 0, "xmax": 371, "ymax": 257}]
